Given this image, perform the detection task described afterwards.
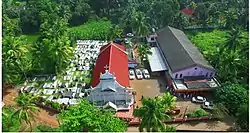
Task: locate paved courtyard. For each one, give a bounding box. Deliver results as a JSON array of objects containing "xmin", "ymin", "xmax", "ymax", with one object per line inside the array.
[{"xmin": 130, "ymin": 76, "xmax": 166, "ymax": 107}]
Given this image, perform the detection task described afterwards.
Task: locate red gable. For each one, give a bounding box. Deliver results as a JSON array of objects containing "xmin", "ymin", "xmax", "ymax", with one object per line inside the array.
[
  {"xmin": 91, "ymin": 42, "xmax": 130, "ymax": 87},
  {"xmin": 180, "ymin": 8, "xmax": 195, "ymax": 16}
]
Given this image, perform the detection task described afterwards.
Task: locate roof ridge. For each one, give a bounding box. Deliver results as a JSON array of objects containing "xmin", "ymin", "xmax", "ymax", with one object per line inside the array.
[
  {"xmin": 111, "ymin": 42, "xmax": 128, "ymax": 55},
  {"xmin": 168, "ymin": 27, "xmax": 214, "ymax": 71},
  {"xmin": 168, "ymin": 26, "xmax": 196, "ymax": 66}
]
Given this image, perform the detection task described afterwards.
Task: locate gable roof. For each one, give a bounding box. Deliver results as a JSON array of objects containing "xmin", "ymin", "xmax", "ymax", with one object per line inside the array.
[
  {"xmin": 91, "ymin": 42, "xmax": 130, "ymax": 87},
  {"xmin": 180, "ymin": 8, "xmax": 195, "ymax": 16},
  {"xmin": 156, "ymin": 26, "xmax": 215, "ymax": 73}
]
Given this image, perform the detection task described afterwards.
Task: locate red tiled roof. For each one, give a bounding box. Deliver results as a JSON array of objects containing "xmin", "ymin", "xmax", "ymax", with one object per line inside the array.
[
  {"xmin": 91, "ymin": 42, "xmax": 130, "ymax": 87},
  {"xmin": 180, "ymin": 8, "xmax": 195, "ymax": 16},
  {"xmin": 115, "ymin": 105, "xmax": 135, "ymax": 119}
]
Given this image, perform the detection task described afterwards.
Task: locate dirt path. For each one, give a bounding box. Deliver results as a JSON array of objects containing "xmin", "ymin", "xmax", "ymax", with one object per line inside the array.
[
  {"xmin": 3, "ymin": 88, "xmax": 59, "ymax": 129},
  {"xmin": 127, "ymin": 119, "xmax": 233, "ymax": 132}
]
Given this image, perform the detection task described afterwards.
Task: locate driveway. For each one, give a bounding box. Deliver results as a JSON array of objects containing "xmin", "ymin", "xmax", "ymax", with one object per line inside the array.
[{"xmin": 130, "ymin": 76, "xmax": 166, "ymax": 107}]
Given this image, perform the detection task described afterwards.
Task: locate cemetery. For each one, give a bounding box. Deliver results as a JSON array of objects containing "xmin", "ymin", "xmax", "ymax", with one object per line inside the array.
[{"xmin": 21, "ymin": 40, "xmax": 107, "ymax": 108}]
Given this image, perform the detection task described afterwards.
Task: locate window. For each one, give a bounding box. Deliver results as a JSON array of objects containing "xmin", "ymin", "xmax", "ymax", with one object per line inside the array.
[
  {"xmin": 205, "ymin": 72, "xmax": 208, "ymax": 77},
  {"xmin": 210, "ymin": 72, "xmax": 213, "ymax": 77},
  {"xmin": 150, "ymin": 37, "xmax": 154, "ymax": 41},
  {"xmin": 175, "ymin": 74, "xmax": 178, "ymax": 79},
  {"xmin": 180, "ymin": 74, "xmax": 183, "ymax": 78},
  {"xmin": 195, "ymin": 67, "xmax": 197, "ymax": 70}
]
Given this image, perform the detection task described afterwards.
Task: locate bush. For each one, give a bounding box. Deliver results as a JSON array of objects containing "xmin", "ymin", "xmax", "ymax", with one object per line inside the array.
[
  {"xmin": 2, "ymin": 107, "xmax": 21, "ymax": 132},
  {"xmin": 186, "ymin": 108, "xmax": 209, "ymax": 118},
  {"xmin": 34, "ymin": 124, "xmax": 62, "ymax": 132}
]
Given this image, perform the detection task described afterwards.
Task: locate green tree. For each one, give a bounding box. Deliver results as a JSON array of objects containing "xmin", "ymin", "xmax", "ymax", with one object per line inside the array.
[
  {"xmin": 58, "ymin": 99, "xmax": 127, "ymax": 132},
  {"xmin": 224, "ymin": 26, "xmax": 244, "ymax": 52},
  {"xmin": 134, "ymin": 97, "xmax": 171, "ymax": 132},
  {"xmin": 137, "ymin": 43, "xmax": 152, "ymax": 63},
  {"xmin": 131, "ymin": 11, "xmax": 149, "ymax": 37},
  {"xmin": 108, "ymin": 24, "xmax": 123, "ymax": 41},
  {"xmin": 2, "ymin": 36, "xmax": 30, "ymax": 85},
  {"xmin": 156, "ymin": 92, "xmax": 177, "ymax": 110},
  {"xmin": 12, "ymin": 93, "xmax": 40, "ymax": 131},
  {"xmin": 213, "ymin": 84, "xmax": 248, "ymax": 115}
]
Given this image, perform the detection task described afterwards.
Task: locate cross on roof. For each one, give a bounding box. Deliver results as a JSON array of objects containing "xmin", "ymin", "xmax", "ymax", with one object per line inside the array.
[{"xmin": 104, "ymin": 65, "xmax": 109, "ymax": 70}]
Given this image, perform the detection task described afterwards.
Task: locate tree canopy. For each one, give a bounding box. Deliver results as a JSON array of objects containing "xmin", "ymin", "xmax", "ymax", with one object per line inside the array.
[{"xmin": 58, "ymin": 99, "xmax": 128, "ymax": 132}]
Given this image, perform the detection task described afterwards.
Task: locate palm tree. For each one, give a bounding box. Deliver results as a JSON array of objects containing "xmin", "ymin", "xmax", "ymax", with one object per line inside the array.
[
  {"xmin": 137, "ymin": 43, "xmax": 152, "ymax": 64},
  {"xmin": 49, "ymin": 37, "xmax": 74, "ymax": 75},
  {"xmin": 131, "ymin": 11, "xmax": 149, "ymax": 37},
  {"xmin": 156, "ymin": 92, "xmax": 177, "ymax": 110},
  {"xmin": 224, "ymin": 26, "xmax": 243, "ymax": 52},
  {"xmin": 133, "ymin": 98, "xmax": 171, "ymax": 132},
  {"xmin": 12, "ymin": 93, "xmax": 40, "ymax": 131}
]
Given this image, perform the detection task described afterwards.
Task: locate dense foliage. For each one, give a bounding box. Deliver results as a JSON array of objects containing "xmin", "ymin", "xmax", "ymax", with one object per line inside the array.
[
  {"xmin": 213, "ymin": 84, "xmax": 248, "ymax": 115},
  {"xmin": 2, "ymin": 107, "xmax": 21, "ymax": 132},
  {"xmin": 69, "ymin": 19, "xmax": 122, "ymax": 40},
  {"xmin": 187, "ymin": 29, "xmax": 249, "ymax": 84},
  {"xmin": 187, "ymin": 29, "xmax": 249, "ymax": 131},
  {"xmin": 58, "ymin": 99, "xmax": 128, "ymax": 132}
]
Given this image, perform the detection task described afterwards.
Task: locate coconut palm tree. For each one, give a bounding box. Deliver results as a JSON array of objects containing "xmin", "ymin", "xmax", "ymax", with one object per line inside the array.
[
  {"xmin": 224, "ymin": 26, "xmax": 243, "ymax": 52},
  {"xmin": 131, "ymin": 11, "xmax": 149, "ymax": 37},
  {"xmin": 137, "ymin": 43, "xmax": 152, "ymax": 63},
  {"xmin": 156, "ymin": 92, "xmax": 177, "ymax": 110},
  {"xmin": 133, "ymin": 97, "xmax": 171, "ymax": 132},
  {"xmin": 12, "ymin": 93, "xmax": 40, "ymax": 131}
]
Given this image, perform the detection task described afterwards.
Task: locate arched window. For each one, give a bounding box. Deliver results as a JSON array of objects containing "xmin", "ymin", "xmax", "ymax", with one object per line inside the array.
[
  {"xmin": 175, "ymin": 74, "xmax": 178, "ymax": 79},
  {"xmin": 205, "ymin": 72, "xmax": 208, "ymax": 77},
  {"xmin": 180, "ymin": 74, "xmax": 183, "ymax": 78},
  {"xmin": 195, "ymin": 67, "xmax": 197, "ymax": 70}
]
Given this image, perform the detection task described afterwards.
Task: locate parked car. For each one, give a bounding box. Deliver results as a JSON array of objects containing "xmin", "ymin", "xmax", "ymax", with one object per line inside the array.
[
  {"xmin": 129, "ymin": 69, "xmax": 135, "ymax": 80},
  {"xmin": 191, "ymin": 96, "xmax": 206, "ymax": 103},
  {"xmin": 135, "ymin": 69, "xmax": 143, "ymax": 79},
  {"xmin": 142, "ymin": 69, "xmax": 150, "ymax": 79},
  {"xmin": 201, "ymin": 101, "xmax": 214, "ymax": 111}
]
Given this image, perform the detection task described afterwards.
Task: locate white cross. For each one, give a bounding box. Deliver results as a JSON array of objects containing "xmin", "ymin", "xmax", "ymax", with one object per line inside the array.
[{"xmin": 104, "ymin": 65, "xmax": 109, "ymax": 70}]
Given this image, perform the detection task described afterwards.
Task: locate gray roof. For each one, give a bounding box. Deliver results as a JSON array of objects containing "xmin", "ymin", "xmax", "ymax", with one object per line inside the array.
[{"xmin": 156, "ymin": 26, "xmax": 215, "ymax": 73}]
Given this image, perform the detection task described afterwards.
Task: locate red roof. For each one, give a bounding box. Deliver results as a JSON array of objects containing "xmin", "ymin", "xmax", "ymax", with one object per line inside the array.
[
  {"xmin": 180, "ymin": 8, "xmax": 195, "ymax": 16},
  {"xmin": 115, "ymin": 105, "xmax": 135, "ymax": 119},
  {"xmin": 91, "ymin": 42, "xmax": 130, "ymax": 87}
]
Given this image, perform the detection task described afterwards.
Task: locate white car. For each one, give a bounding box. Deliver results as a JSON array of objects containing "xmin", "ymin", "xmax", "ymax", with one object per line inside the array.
[
  {"xmin": 191, "ymin": 96, "xmax": 206, "ymax": 103},
  {"xmin": 142, "ymin": 69, "xmax": 150, "ymax": 79},
  {"xmin": 129, "ymin": 69, "xmax": 135, "ymax": 80},
  {"xmin": 135, "ymin": 69, "xmax": 143, "ymax": 79}
]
